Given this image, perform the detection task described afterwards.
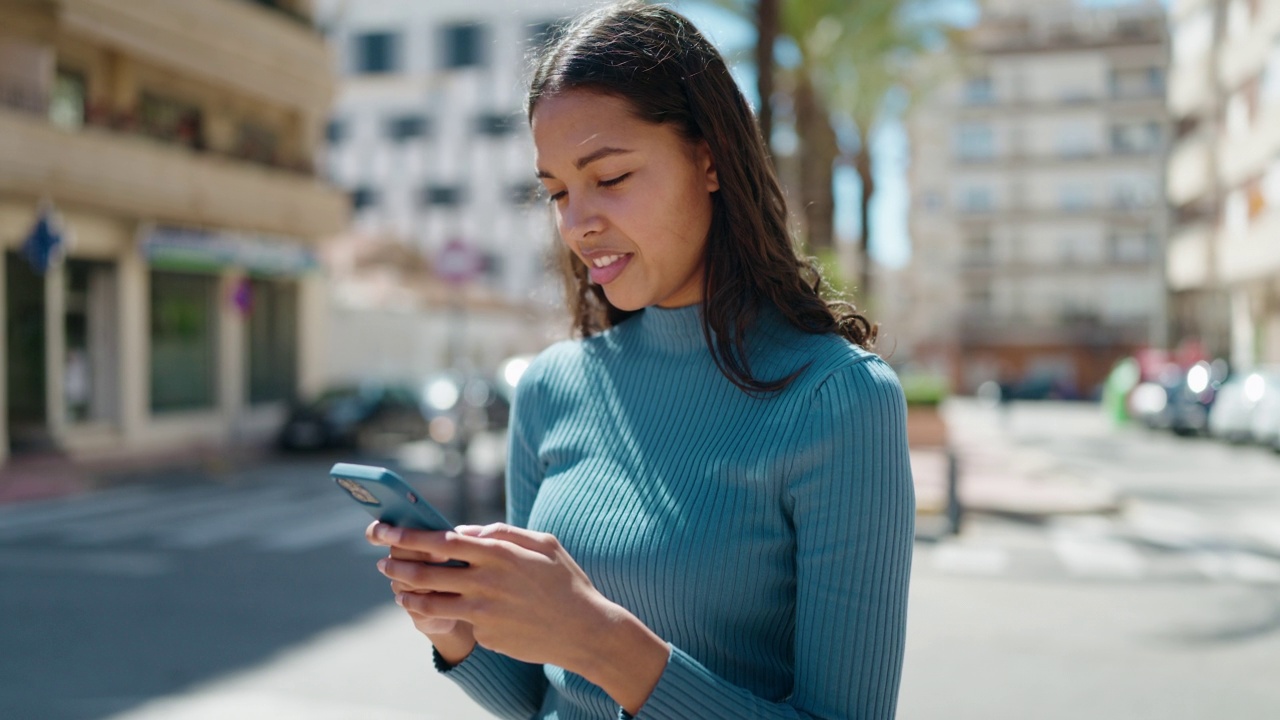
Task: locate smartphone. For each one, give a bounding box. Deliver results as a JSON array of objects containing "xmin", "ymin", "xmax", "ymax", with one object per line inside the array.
[{"xmin": 330, "ymin": 462, "xmax": 467, "ymax": 567}]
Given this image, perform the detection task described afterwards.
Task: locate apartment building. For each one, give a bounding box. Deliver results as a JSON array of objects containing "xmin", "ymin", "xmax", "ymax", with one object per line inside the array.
[
  {"xmin": 0, "ymin": 0, "xmax": 347, "ymax": 466},
  {"xmin": 1166, "ymin": 0, "xmax": 1280, "ymax": 368},
  {"xmin": 313, "ymin": 0, "xmax": 598, "ymax": 378},
  {"xmin": 905, "ymin": 0, "xmax": 1171, "ymax": 397}
]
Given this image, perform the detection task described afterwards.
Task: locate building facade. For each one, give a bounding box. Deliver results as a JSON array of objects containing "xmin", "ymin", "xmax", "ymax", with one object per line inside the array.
[
  {"xmin": 1166, "ymin": 0, "xmax": 1280, "ymax": 368},
  {"xmin": 0, "ymin": 0, "xmax": 348, "ymax": 466},
  {"xmin": 313, "ymin": 0, "xmax": 599, "ymax": 379},
  {"xmin": 906, "ymin": 0, "xmax": 1171, "ymax": 397}
]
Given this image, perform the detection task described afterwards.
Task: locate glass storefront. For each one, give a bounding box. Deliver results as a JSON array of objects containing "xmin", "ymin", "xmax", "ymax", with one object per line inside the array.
[
  {"xmin": 64, "ymin": 259, "xmax": 119, "ymax": 423},
  {"xmin": 150, "ymin": 271, "xmax": 218, "ymax": 412},
  {"xmin": 5, "ymin": 251, "xmax": 46, "ymax": 451},
  {"xmin": 247, "ymin": 277, "xmax": 298, "ymax": 404}
]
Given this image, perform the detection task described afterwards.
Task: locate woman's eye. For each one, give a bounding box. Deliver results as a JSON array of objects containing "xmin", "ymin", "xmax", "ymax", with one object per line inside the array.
[
  {"xmin": 599, "ymin": 173, "xmax": 631, "ymax": 188},
  {"xmin": 547, "ymin": 190, "xmax": 567, "ymax": 204}
]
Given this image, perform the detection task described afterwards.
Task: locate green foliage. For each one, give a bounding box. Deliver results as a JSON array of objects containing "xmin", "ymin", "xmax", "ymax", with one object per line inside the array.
[{"xmin": 899, "ymin": 371, "xmax": 949, "ymax": 406}]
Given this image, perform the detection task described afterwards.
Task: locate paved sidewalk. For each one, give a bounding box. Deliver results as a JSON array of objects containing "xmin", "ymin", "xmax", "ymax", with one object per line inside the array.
[
  {"xmin": 912, "ymin": 399, "xmax": 1121, "ymax": 520},
  {"xmin": 103, "ymin": 606, "xmax": 496, "ymax": 720}
]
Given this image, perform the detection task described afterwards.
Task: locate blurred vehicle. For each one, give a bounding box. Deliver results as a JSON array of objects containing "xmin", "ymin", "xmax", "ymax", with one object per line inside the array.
[
  {"xmin": 420, "ymin": 371, "xmax": 511, "ymax": 449},
  {"xmin": 277, "ymin": 382, "xmax": 428, "ymax": 454},
  {"xmin": 1166, "ymin": 360, "xmax": 1229, "ymax": 436},
  {"xmin": 1246, "ymin": 369, "xmax": 1280, "ymax": 450}
]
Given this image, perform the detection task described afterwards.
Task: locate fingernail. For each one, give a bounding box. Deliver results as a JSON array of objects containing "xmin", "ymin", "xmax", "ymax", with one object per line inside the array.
[
  {"xmin": 394, "ymin": 592, "xmax": 405, "ymax": 606},
  {"xmin": 376, "ymin": 558, "xmax": 387, "ymax": 573}
]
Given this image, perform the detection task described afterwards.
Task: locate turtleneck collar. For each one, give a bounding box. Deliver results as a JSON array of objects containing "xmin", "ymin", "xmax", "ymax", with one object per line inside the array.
[{"xmin": 631, "ymin": 303, "xmax": 707, "ymax": 354}]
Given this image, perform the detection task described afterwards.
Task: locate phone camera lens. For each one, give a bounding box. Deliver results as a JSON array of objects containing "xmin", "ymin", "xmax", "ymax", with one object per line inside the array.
[{"xmin": 406, "ymin": 492, "xmax": 418, "ymax": 504}]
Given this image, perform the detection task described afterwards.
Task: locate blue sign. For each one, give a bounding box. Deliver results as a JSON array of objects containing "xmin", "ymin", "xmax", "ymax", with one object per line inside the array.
[{"xmin": 22, "ymin": 207, "xmax": 64, "ymax": 273}]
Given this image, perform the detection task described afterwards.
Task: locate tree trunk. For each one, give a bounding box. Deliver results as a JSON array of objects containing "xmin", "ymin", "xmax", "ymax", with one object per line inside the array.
[
  {"xmin": 794, "ymin": 76, "xmax": 838, "ymax": 252},
  {"xmin": 853, "ymin": 141, "xmax": 875, "ymax": 303},
  {"xmin": 754, "ymin": 0, "xmax": 779, "ymax": 155}
]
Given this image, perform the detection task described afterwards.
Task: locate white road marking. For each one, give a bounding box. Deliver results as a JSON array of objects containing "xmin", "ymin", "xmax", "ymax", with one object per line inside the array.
[
  {"xmin": 64, "ymin": 487, "xmax": 296, "ymax": 545},
  {"xmin": 931, "ymin": 543, "xmax": 1010, "ymax": 575}
]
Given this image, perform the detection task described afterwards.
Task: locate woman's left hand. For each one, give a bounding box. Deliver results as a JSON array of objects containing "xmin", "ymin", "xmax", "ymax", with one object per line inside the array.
[{"xmin": 372, "ymin": 522, "xmax": 620, "ymax": 670}]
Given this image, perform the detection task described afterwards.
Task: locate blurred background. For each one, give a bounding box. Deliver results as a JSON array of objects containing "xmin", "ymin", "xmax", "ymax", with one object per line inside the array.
[{"xmin": 1, "ymin": 0, "xmax": 1278, "ymax": 718}]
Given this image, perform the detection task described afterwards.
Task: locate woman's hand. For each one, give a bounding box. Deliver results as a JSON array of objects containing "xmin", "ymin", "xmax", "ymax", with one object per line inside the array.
[
  {"xmin": 365, "ymin": 522, "xmax": 476, "ymax": 663},
  {"xmin": 367, "ymin": 521, "xmax": 668, "ymax": 715}
]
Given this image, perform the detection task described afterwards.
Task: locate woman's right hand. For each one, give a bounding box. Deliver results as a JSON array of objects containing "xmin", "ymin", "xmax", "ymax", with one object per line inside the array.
[{"xmin": 366, "ymin": 522, "xmax": 477, "ymax": 663}]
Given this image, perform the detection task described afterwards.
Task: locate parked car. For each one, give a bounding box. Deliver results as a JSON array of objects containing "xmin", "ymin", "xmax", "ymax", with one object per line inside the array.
[
  {"xmin": 1246, "ymin": 369, "xmax": 1280, "ymax": 450},
  {"xmin": 1166, "ymin": 360, "xmax": 1229, "ymax": 436},
  {"xmin": 277, "ymin": 382, "xmax": 428, "ymax": 454},
  {"xmin": 420, "ymin": 372, "xmax": 511, "ymax": 447}
]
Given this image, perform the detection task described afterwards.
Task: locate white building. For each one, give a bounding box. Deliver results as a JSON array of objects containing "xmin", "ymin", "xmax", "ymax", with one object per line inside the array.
[
  {"xmin": 0, "ymin": 0, "xmax": 346, "ymax": 467},
  {"xmin": 313, "ymin": 0, "xmax": 600, "ymax": 379},
  {"xmin": 1166, "ymin": 0, "xmax": 1280, "ymax": 368},
  {"xmin": 905, "ymin": 0, "xmax": 1171, "ymax": 396}
]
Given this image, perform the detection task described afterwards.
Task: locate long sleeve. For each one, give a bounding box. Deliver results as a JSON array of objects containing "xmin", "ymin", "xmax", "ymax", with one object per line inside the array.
[
  {"xmin": 433, "ymin": 360, "xmax": 551, "ymax": 719},
  {"xmin": 630, "ymin": 358, "xmax": 915, "ymax": 719}
]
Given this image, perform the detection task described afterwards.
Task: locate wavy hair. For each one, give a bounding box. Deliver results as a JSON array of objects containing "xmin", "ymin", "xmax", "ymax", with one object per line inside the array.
[{"xmin": 528, "ymin": 2, "xmax": 876, "ymax": 393}]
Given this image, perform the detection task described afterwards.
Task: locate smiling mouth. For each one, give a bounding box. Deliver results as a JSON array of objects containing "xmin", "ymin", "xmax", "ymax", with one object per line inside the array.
[{"xmin": 584, "ymin": 253, "xmax": 632, "ymax": 285}]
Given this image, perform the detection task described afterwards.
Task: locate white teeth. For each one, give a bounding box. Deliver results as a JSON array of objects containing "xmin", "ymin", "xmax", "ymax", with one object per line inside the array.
[{"xmin": 591, "ymin": 254, "xmax": 623, "ymax": 268}]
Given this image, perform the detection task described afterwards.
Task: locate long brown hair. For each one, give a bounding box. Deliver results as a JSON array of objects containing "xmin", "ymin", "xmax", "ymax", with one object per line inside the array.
[{"xmin": 528, "ymin": 2, "xmax": 875, "ymax": 393}]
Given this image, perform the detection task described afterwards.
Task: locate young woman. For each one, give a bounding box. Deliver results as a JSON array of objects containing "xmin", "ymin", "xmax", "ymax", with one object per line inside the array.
[{"xmin": 368, "ymin": 3, "xmax": 915, "ymax": 718}]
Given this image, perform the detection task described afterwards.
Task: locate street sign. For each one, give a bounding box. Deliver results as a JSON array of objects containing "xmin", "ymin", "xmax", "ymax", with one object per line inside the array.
[{"xmin": 435, "ymin": 239, "xmax": 485, "ymax": 284}]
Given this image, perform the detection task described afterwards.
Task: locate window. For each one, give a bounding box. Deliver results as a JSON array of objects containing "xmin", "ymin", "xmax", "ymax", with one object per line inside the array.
[
  {"xmin": 1056, "ymin": 124, "xmax": 1095, "ymax": 158},
  {"xmin": 966, "ymin": 235, "xmax": 993, "ymax": 265},
  {"xmin": 150, "ymin": 271, "xmax": 218, "ymax": 412},
  {"xmin": 1111, "ymin": 232, "xmax": 1150, "ymax": 263},
  {"xmin": 423, "ymin": 185, "xmax": 465, "ymax": 207},
  {"xmin": 442, "ymin": 23, "xmax": 486, "ymax": 69},
  {"xmin": 1111, "ymin": 67, "xmax": 1162, "ymax": 99},
  {"xmin": 1112, "ymin": 178, "xmax": 1154, "ymax": 209},
  {"xmin": 351, "ymin": 187, "xmax": 378, "ymax": 210},
  {"xmin": 476, "ymin": 112, "xmax": 515, "ymax": 137},
  {"xmin": 138, "ymin": 92, "xmax": 204, "ymax": 150},
  {"xmin": 961, "ymin": 186, "xmax": 994, "ymax": 213},
  {"xmin": 954, "ymin": 123, "xmax": 995, "ymax": 161},
  {"xmin": 326, "ymin": 118, "xmax": 345, "ymax": 144},
  {"xmin": 248, "ymin": 278, "xmax": 298, "ymax": 405},
  {"xmin": 963, "ymin": 75, "xmax": 995, "ymax": 105},
  {"xmin": 355, "ymin": 31, "xmax": 398, "ymax": 74},
  {"xmin": 387, "ymin": 115, "xmax": 429, "ymax": 141},
  {"xmin": 509, "ymin": 181, "xmax": 542, "ymax": 206},
  {"xmin": 1059, "ymin": 183, "xmax": 1092, "ymax": 211},
  {"xmin": 235, "ymin": 121, "xmax": 279, "ymax": 165},
  {"xmin": 48, "ymin": 69, "xmax": 86, "ymax": 131},
  {"xmin": 63, "ymin": 259, "xmax": 118, "ymax": 423},
  {"xmin": 1111, "ymin": 121, "xmax": 1161, "ymax": 154}
]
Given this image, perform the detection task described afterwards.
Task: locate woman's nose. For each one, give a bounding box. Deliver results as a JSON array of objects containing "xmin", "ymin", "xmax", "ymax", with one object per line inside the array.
[{"xmin": 560, "ymin": 196, "xmax": 605, "ymax": 241}]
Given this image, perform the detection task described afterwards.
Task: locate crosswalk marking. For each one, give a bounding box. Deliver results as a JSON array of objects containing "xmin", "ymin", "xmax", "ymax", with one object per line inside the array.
[
  {"xmin": 159, "ymin": 493, "xmax": 353, "ymax": 550},
  {"xmin": 0, "ymin": 487, "xmax": 165, "ymax": 539},
  {"xmin": 256, "ymin": 506, "xmax": 373, "ymax": 552},
  {"xmin": 64, "ymin": 486, "xmax": 296, "ymax": 545}
]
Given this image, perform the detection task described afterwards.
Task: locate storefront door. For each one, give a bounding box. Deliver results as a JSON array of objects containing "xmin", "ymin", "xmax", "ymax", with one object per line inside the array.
[{"xmin": 5, "ymin": 251, "xmax": 48, "ymax": 452}]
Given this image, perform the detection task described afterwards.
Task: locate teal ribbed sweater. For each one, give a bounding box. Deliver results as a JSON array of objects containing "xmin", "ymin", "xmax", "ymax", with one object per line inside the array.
[{"xmin": 442, "ymin": 304, "xmax": 915, "ymax": 719}]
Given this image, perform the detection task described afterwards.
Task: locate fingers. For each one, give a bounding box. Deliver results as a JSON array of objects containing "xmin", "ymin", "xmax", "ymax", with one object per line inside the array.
[
  {"xmin": 463, "ymin": 522, "xmax": 560, "ymax": 556},
  {"xmin": 378, "ymin": 557, "xmax": 470, "ymax": 594},
  {"xmin": 397, "ymin": 590, "xmax": 469, "ymax": 622}
]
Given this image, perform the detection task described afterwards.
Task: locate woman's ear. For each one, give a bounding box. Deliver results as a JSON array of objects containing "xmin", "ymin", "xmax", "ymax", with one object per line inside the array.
[{"xmin": 697, "ymin": 140, "xmax": 719, "ymax": 192}]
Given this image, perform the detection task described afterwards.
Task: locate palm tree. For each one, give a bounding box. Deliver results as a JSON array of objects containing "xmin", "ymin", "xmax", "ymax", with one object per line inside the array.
[{"xmin": 706, "ymin": 0, "xmax": 962, "ymax": 303}]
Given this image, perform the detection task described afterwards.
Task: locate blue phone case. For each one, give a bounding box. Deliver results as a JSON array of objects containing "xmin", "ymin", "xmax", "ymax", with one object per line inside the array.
[{"xmin": 330, "ymin": 462, "xmax": 467, "ymax": 567}]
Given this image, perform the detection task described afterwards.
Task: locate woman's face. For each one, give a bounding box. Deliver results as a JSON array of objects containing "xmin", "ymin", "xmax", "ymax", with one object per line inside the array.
[{"xmin": 532, "ymin": 90, "xmax": 719, "ymax": 311}]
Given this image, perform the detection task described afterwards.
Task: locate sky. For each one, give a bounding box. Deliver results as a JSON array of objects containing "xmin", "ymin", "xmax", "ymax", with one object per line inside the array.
[{"xmin": 671, "ymin": 0, "xmax": 1164, "ymax": 269}]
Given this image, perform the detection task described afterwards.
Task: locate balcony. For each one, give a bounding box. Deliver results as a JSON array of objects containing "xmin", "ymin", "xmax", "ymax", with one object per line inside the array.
[
  {"xmin": 1168, "ymin": 55, "xmax": 1214, "ymax": 119},
  {"xmin": 59, "ymin": 0, "xmax": 332, "ymax": 113},
  {"xmin": 1166, "ymin": 131, "xmax": 1213, "ymax": 206},
  {"xmin": 1217, "ymin": 2, "xmax": 1280, "ymax": 91},
  {"xmin": 1166, "ymin": 223, "xmax": 1214, "ymax": 291},
  {"xmin": 1218, "ymin": 105, "xmax": 1280, "ymax": 188},
  {"xmin": 1218, "ymin": 208, "xmax": 1280, "ymax": 284},
  {"xmin": 0, "ymin": 106, "xmax": 348, "ymax": 238}
]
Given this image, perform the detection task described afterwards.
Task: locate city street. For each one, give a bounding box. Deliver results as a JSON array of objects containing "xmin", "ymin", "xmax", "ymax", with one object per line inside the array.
[{"xmin": 1, "ymin": 402, "xmax": 1278, "ymax": 719}]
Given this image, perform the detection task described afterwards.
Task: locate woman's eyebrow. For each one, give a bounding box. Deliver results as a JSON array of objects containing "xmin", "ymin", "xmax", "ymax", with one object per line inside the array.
[{"xmin": 536, "ymin": 146, "xmax": 635, "ymax": 179}]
